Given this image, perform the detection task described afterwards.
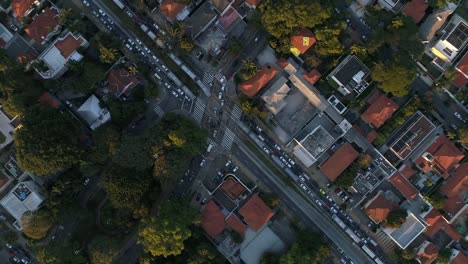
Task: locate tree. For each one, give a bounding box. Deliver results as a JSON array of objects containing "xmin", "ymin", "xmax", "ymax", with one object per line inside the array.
[
  {"xmin": 458, "ymin": 127, "xmax": 468, "ymax": 145},
  {"xmin": 57, "ymin": 8, "xmax": 74, "ymax": 26},
  {"xmin": 304, "ymin": 54, "xmax": 322, "ymax": 68},
  {"xmin": 238, "ymin": 60, "xmax": 259, "ymax": 81},
  {"xmin": 261, "ymin": 252, "xmax": 279, "ymax": 264},
  {"xmin": 87, "ymin": 235, "xmax": 120, "ymax": 264},
  {"xmin": 99, "ymin": 46, "xmax": 119, "ymax": 64},
  {"xmin": 437, "ymin": 248, "xmax": 452, "ymax": 264},
  {"xmin": 102, "ymin": 165, "xmax": 152, "ymax": 209},
  {"xmin": 179, "ymin": 37, "xmax": 194, "ymax": 52},
  {"xmin": 259, "ymin": 192, "xmax": 281, "ymax": 208},
  {"xmin": 259, "ymin": 0, "xmax": 330, "ymax": 39},
  {"xmin": 88, "ymin": 124, "xmax": 121, "ymax": 165},
  {"xmin": 14, "ymin": 106, "xmax": 85, "ymax": 175},
  {"xmin": 34, "ymin": 239, "xmax": 87, "ymax": 264},
  {"xmin": 429, "ymin": 0, "xmax": 451, "ymax": 9},
  {"xmin": 335, "ymin": 162, "xmax": 358, "ymax": 188},
  {"xmin": 21, "ymin": 210, "xmax": 54, "ymax": 240},
  {"xmin": 279, "ymin": 230, "xmax": 330, "ymax": 264},
  {"xmin": 386, "ymin": 209, "xmax": 407, "ymax": 228},
  {"xmin": 350, "ymin": 44, "xmax": 368, "ymax": 58},
  {"xmin": 139, "ymin": 199, "xmax": 199, "ymax": 257},
  {"xmin": 371, "ymin": 62, "xmax": 416, "ymax": 97},
  {"xmin": 229, "ymin": 40, "xmax": 244, "ymax": 55},
  {"xmin": 424, "ymin": 192, "xmax": 445, "ymax": 209},
  {"xmin": 65, "ymin": 61, "xmax": 107, "ymax": 93},
  {"xmin": 108, "ymin": 99, "xmax": 146, "ymax": 128},
  {"xmin": 314, "ymin": 22, "xmax": 346, "ymax": 56}
]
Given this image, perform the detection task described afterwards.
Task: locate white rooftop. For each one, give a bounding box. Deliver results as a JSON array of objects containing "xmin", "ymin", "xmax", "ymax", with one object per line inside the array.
[
  {"xmin": 0, "ymin": 109, "xmax": 14, "ymax": 149},
  {"xmin": 387, "ymin": 213, "xmax": 426, "ymax": 249},
  {"xmin": 0, "ymin": 181, "xmax": 44, "ymax": 223},
  {"xmin": 77, "ymin": 95, "xmax": 111, "ymax": 130}
]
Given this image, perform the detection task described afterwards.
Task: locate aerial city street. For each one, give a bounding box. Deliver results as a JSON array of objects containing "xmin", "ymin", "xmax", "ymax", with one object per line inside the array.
[{"xmin": 0, "ymin": 0, "xmax": 467, "ymax": 263}]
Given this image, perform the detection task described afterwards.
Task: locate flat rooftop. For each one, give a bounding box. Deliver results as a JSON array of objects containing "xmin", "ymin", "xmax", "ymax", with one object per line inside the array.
[
  {"xmin": 387, "ymin": 213, "xmax": 426, "ymax": 249},
  {"xmin": 296, "ymin": 126, "xmax": 334, "ymax": 159}
]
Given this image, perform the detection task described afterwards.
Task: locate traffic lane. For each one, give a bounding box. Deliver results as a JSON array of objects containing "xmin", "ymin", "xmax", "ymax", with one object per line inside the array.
[{"xmin": 230, "ymin": 143, "xmax": 373, "ymax": 264}]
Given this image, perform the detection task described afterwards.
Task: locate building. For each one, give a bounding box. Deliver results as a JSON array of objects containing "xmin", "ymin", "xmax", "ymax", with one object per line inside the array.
[
  {"xmin": 10, "ymin": 0, "xmax": 40, "ymax": 20},
  {"xmin": 201, "ymin": 200, "xmax": 226, "ymax": 239},
  {"xmin": 0, "ymin": 180, "xmax": 44, "ymax": 229},
  {"xmin": 159, "ymin": 0, "xmax": 187, "ymax": 21},
  {"xmin": 226, "ymin": 213, "xmax": 247, "ymax": 236},
  {"xmin": 107, "ymin": 68, "xmax": 141, "ymax": 97},
  {"xmin": 428, "ymin": 14, "xmax": 468, "ymax": 70},
  {"xmin": 387, "ymin": 213, "xmax": 426, "ymax": 249},
  {"xmin": 423, "ymin": 209, "xmax": 461, "ymax": 242},
  {"xmin": 419, "ymin": 2, "xmax": 457, "ymax": 42},
  {"xmin": 239, "ymin": 194, "xmax": 274, "ymax": 231},
  {"xmin": 77, "ymin": 95, "xmax": 111, "ymax": 130},
  {"xmin": 378, "ymin": 0, "xmax": 404, "ymax": 13},
  {"xmin": 212, "ymin": 0, "xmax": 233, "ymax": 15},
  {"xmin": 34, "ymin": 32, "xmax": 88, "ymax": 79},
  {"xmin": 452, "ymin": 53, "xmax": 467, "ymax": 89},
  {"xmin": 414, "ymin": 134, "xmax": 464, "ymax": 179},
  {"xmin": 388, "ymin": 172, "xmax": 419, "ymax": 200},
  {"xmin": 416, "ymin": 241, "xmax": 438, "ymax": 264},
  {"xmin": 0, "ymin": 22, "xmax": 14, "ymax": 48},
  {"xmin": 290, "ymin": 28, "xmax": 316, "ymax": 57},
  {"xmin": 387, "ymin": 112, "xmax": 436, "ymax": 161},
  {"xmin": 449, "ymin": 249, "xmax": 468, "ymax": 264},
  {"xmin": 319, "ymin": 143, "xmax": 359, "ymax": 181},
  {"xmin": 440, "ymin": 163, "xmax": 467, "ymax": 217},
  {"xmin": 24, "ymin": 7, "xmax": 60, "ymax": 45},
  {"xmin": 402, "ymin": 0, "xmax": 428, "ymax": 24},
  {"xmin": 327, "ymin": 55, "xmax": 371, "ymax": 95},
  {"xmin": 244, "ymin": 0, "xmax": 262, "ymax": 9},
  {"xmin": 293, "ymin": 125, "xmax": 336, "ymax": 167},
  {"xmin": 363, "ymin": 190, "xmax": 399, "ymax": 224},
  {"xmin": 0, "ymin": 109, "xmax": 16, "ymax": 150},
  {"xmin": 239, "ymin": 64, "xmax": 278, "ymax": 97},
  {"xmin": 261, "ymin": 76, "xmax": 291, "ymax": 115},
  {"xmin": 302, "ymin": 69, "xmax": 321, "ymax": 85},
  {"xmin": 361, "ymin": 92, "xmax": 399, "ymax": 129},
  {"xmin": 221, "ymin": 177, "xmax": 248, "ymax": 201},
  {"xmin": 185, "ymin": 1, "xmax": 218, "ymax": 39}
]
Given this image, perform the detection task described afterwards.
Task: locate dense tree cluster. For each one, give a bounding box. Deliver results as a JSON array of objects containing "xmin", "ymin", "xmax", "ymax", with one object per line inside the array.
[
  {"xmin": 386, "ymin": 209, "xmax": 407, "ymax": 228},
  {"xmin": 21, "ymin": 210, "xmax": 54, "ymax": 240}
]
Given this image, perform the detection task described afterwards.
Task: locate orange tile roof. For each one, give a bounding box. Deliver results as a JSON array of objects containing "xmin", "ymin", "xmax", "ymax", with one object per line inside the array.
[
  {"xmin": 276, "ymin": 58, "xmax": 290, "ymax": 69},
  {"xmin": 400, "ymin": 163, "xmax": 416, "ymax": 179},
  {"xmin": 38, "ymin": 92, "xmax": 60, "ymax": 108},
  {"xmin": 320, "ymin": 143, "xmax": 359, "ymax": 181},
  {"xmin": 453, "ymin": 53, "xmax": 468, "ymax": 89},
  {"xmin": 440, "ymin": 163, "xmax": 467, "ymax": 198},
  {"xmin": 451, "ymin": 251, "xmax": 468, "ymax": 264},
  {"xmin": 388, "ymin": 172, "xmax": 419, "ymax": 200},
  {"xmin": 245, "ymin": 0, "xmax": 262, "ymax": 7},
  {"xmin": 107, "ymin": 68, "xmax": 140, "ymax": 97},
  {"xmin": 159, "ymin": 0, "xmax": 186, "ymax": 20},
  {"xmin": 302, "ymin": 69, "xmax": 321, "ymax": 85},
  {"xmin": 443, "ymin": 195, "xmax": 465, "ymax": 216},
  {"xmin": 226, "ymin": 214, "xmax": 247, "ymax": 236},
  {"xmin": 221, "ymin": 177, "xmax": 246, "ymax": 200},
  {"xmin": 424, "ymin": 209, "xmax": 461, "ymax": 241},
  {"xmin": 361, "ymin": 94, "xmax": 399, "ymax": 128},
  {"xmin": 366, "ymin": 130, "xmax": 378, "ymax": 143},
  {"xmin": 402, "ymin": 0, "xmax": 429, "ymax": 23},
  {"xmin": 239, "ymin": 194, "xmax": 274, "ymax": 231},
  {"xmin": 201, "ymin": 200, "xmax": 226, "ymax": 238},
  {"xmin": 55, "ymin": 33, "xmax": 84, "ymax": 59},
  {"xmin": 16, "ymin": 50, "xmax": 37, "ymax": 64},
  {"xmin": 24, "ymin": 7, "xmax": 59, "ymax": 44},
  {"xmin": 11, "ymin": 0, "xmax": 35, "ymax": 18},
  {"xmin": 415, "ymin": 135, "xmax": 464, "ymax": 179},
  {"xmin": 364, "ymin": 191, "xmax": 398, "ymax": 223},
  {"xmin": 290, "ymin": 28, "xmax": 316, "ymax": 55},
  {"xmin": 239, "ymin": 64, "xmax": 278, "ymax": 97},
  {"xmin": 418, "ymin": 241, "xmax": 438, "ymax": 264}
]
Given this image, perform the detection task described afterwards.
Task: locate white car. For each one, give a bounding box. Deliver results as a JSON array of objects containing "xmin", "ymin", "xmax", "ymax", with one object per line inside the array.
[
  {"xmin": 232, "ymin": 166, "xmax": 239, "ymax": 173},
  {"xmin": 200, "ymin": 159, "xmax": 205, "ymax": 166},
  {"xmin": 225, "ymin": 160, "xmax": 232, "ymax": 167},
  {"xmin": 82, "ymin": 0, "xmax": 90, "ymax": 7},
  {"xmin": 98, "ymin": 9, "xmax": 104, "ymax": 15},
  {"xmin": 299, "ymin": 176, "xmax": 305, "ymax": 182},
  {"xmin": 161, "ymin": 65, "xmax": 168, "ymax": 71},
  {"xmin": 83, "ymin": 178, "xmax": 90, "ymax": 185},
  {"xmin": 218, "ymin": 92, "xmax": 223, "ymax": 99},
  {"xmin": 300, "ymin": 183, "xmax": 307, "ymax": 191},
  {"xmin": 171, "ymin": 91, "xmax": 179, "ymax": 97}
]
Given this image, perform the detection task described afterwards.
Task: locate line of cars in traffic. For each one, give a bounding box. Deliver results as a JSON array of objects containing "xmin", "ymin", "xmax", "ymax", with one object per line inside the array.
[{"xmin": 4, "ymin": 244, "xmax": 30, "ymax": 264}]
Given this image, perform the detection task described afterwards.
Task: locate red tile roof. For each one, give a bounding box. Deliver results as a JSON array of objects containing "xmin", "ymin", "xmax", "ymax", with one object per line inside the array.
[
  {"xmin": 11, "ymin": 0, "xmax": 35, "ymax": 18},
  {"xmin": 364, "ymin": 191, "xmax": 398, "ymax": 223},
  {"xmin": 361, "ymin": 94, "xmax": 399, "ymax": 128},
  {"xmin": 55, "ymin": 33, "xmax": 84, "ymax": 59},
  {"xmin": 201, "ymin": 200, "xmax": 225, "ymax": 238},
  {"xmin": 160, "ymin": 0, "xmax": 186, "ymax": 20},
  {"xmin": 239, "ymin": 194, "xmax": 274, "ymax": 231},
  {"xmin": 226, "ymin": 214, "xmax": 247, "ymax": 236},
  {"xmin": 24, "ymin": 7, "xmax": 59, "ymax": 44},
  {"xmin": 453, "ymin": 53, "xmax": 468, "ymax": 89},
  {"xmin": 417, "ymin": 241, "xmax": 438, "ymax": 264},
  {"xmin": 221, "ymin": 177, "xmax": 246, "ymax": 200},
  {"xmin": 290, "ymin": 28, "xmax": 316, "ymax": 55},
  {"xmin": 38, "ymin": 92, "xmax": 60, "ymax": 108},
  {"xmin": 402, "ymin": 0, "xmax": 429, "ymax": 23},
  {"xmin": 107, "ymin": 68, "xmax": 140, "ymax": 97},
  {"xmin": 388, "ymin": 172, "xmax": 419, "ymax": 200},
  {"xmin": 451, "ymin": 251, "xmax": 468, "ymax": 264},
  {"xmin": 366, "ymin": 130, "xmax": 378, "ymax": 143},
  {"xmin": 320, "ymin": 143, "xmax": 359, "ymax": 181},
  {"xmin": 424, "ymin": 209, "xmax": 461, "ymax": 241},
  {"xmin": 16, "ymin": 50, "xmax": 37, "ymax": 64},
  {"xmin": 443, "ymin": 195, "xmax": 465, "ymax": 216},
  {"xmin": 302, "ymin": 69, "xmax": 321, "ymax": 85},
  {"xmin": 245, "ymin": 0, "xmax": 262, "ymax": 7},
  {"xmin": 276, "ymin": 58, "xmax": 289, "ymax": 69},
  {"xmin": 239, "ymin": 64, "xmax": 278, "ymax": 97},
  {"xmin": 440, "ymin": 163, "xmax": 467, "ymax": 198},
  {"xmin": 400, "ymin": 163, "xmax": 416, "ymax": 179},
  {"xmin": 415, "ymin": 135, "xmax": 464, "ymax": 179}
]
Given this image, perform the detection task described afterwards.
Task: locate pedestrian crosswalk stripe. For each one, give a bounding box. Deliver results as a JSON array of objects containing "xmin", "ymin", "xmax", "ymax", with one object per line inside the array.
[
  {"xmin": 221, "ymin": 128, "xmax": 235, "ymax": 149},
  {"xmin": 153, "ymin": 106, "xmax": 164, "ymax": 116},
  {"xmin": 231, "ymin": 104, "xmax": 243, "ymax": 120},
  {"xmin": 191, "ymin": 97, "xmax": 206, "ymax": 124}
]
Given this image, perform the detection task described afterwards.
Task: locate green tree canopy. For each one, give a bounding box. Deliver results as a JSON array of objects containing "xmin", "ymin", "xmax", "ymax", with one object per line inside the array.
[
  {"xmin": 139, "ymin": 199, "xmax": 199, "ymax": 258},
  {"xmin": 15, "ymin": 106, "xmax": 85, "ymax": 175},
  {"xmin": 437, "ymin": 248, "xmax": 451, "ymax": 264},
  {"xmin": 88, "ymin": 124, "xmax": 121, "ymax": 165},
  {"xmin": 179, "ymin": 37, "xmax": 194, "ymax": 52},
  {"xmin": 386, "ymin": 209, "xmax": 407, "ymax": 228},
  {"xmin": 113, "ymin": 134, "xmax": 154, "ymax": 171},
  {"xmin": 279, "ymin": 230, "xmax": 330, "ymax": 264},
  {"xmin": 424, "ymin": 192, "xmax": 445, "ymax": 209},
  {"xmin": 458, "ymin": 127, "xmax": 468, "ymax": 145},
  {"xmin": 87, "ymin": 235, "xmax": 120, "ymax": 264},
  {"xmin": 99, "ymin": 46, "xmax": 119, "ymax": 64},
  {"xmin": 314, "ymin": 21, "xmax": 346, "ymax": 56},
  {"xmin": 371, "ymin": 62, "xmax": 416, "ymax": 97},
  {"xmin": 21, "ymin": 209, "xmax": 54, "ymax": 240}
]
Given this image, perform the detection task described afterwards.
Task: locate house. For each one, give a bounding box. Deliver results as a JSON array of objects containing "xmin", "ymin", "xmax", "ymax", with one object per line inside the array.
[
  {"xmin": 201, "ymin": 200, "xmax": 226, "ymax": 239},
  {"xmin": 239, "ymin": 194, "xmax": 274, "ymax": 231},
  {"xmin": 10, "ymin": 0, "xmax": 39, "ymax": 20},
  {"xmin": 423, "ymin": 209, "xmax": 461, "ymax": 242},
  {"xmin": 327, "ymin": 55, "xmax": 371, "ymax": 95},
  {"xmin": 212, "ymin": 0, "xmax": 233, "ymax": 15},
  {"xmin": 261, "ymin": 76, "xmax": 290, "ymax": 115},
  {"xmin": 452, "ymin": 53, "xmax": 467, "ymax": 89},
  {"xmin": 24, "ymin": 7, "xmax": 60, "ymax": 45},
  {"xmin": 361, "ymin": 92, "xmax": 399, "ymax": 129},
  {"xmin": 320, "ymin": 143, "xmax": 359, "ymax": 181},
  {"xmin": 34, "ymin": 32, "xmax": 88, "ymax": 79},
  {"xmin": 0, "ymin": 109, "xmax": 16, "ymax": 150},
  {"xmin": 38, "ymin": 92, "xmax": 60, "ymax": 109},
  {"xmin": 77, "ymin": 95, "xmax": 111, "ymax": 131},
  {"xmin": 402, "ymin": 0, "xmax": 428, "ymax": 24},
  {"xmin": 244, "ymin": 0, "xmax": 261, "ymax": 9},
  {"xmin": 226, "ymin": 213, "xmax": 247, "ymax": 236},
  {"xmin": 302, "ymin": 69, "xmax": 321, "ymax": 85},
  {"xmin": 0, "ymin": 180, "xmax": 44, "ymax": 229},
  {"xmin": 185, "ymin": 1, "xmax": 218, "ymax": 39},
  {"xmin": 428, "ymin": 14, "xmax": 468, "ymax": 70},
  {"xmin": 107, "ymin": 68, "xmax": 140, "ymax": 97},
  {"xmin": 387, "ymin": 213, "xmax": 426, "ymax": 249},
  {"xmin": 0, "ymin": 23, "xmax": 14, "ymax": 48},
  {"xmin": 159, "ymin": 0, "xmax": 187, "ymax": 21},
  {"xmin": 239, "ymin": 64, "xmax": 278, "ymax": 97},
  {"xmin": 449, "ymin": 249, "xmax": 468, "ymax": 264},
  {"xmin": 378, "ymin": 0, "xmax": 404, "ymax": 13},
  {"xmin": 419, "ymin": 2, "xmax": 457, "ymax": 42},
  {"xmin": 416, "ymin": 241, "xmax": 438, "ymax": 264},
  {"xmin": 363, "ymin": 190, "xmax": 399, "ymax": 224},
  {"xmin": 388, "ymin": 172, "xmax": 420, "ymax": 200},
  {"xmin": 440, "ymin": 163, "xmax": 467, "ymax": 217},
  {"xmin": 221, "ymin": 177, "xmax": 247, "ymax": 200},
  {"xmin": 414, "ymin": 134, "xmax": 464, "ymax": 179},
  {"xmin": 290, "ymin": 28, "xmax": 316, "ymax": 57}
]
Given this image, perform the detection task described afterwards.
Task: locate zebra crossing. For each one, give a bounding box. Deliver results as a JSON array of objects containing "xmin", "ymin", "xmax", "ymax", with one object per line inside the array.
[
  {"xmin": 214, "ymin": 72, "xmax": 224, "ymax": 82},
  {"xmin": 202, "ymin": 72, "xmax": 215, "ymax": 87},
  {"xmin": 153, "ymin": 105, "xmax": 164, "ymax": 117},
  {"xmin": 191, "ymin": 97, "xmax": 206, "ymax": 124},
  {"xmin": 231, "ymin": 104, "xmax": 243, "ymax": 120},
  {"xmin": 221, "ymin": 128, "xmax": 236, "ymax": 149},
  {"xmin": 374, "ymin": 229, "xmax": 395, "ymax": 253}
]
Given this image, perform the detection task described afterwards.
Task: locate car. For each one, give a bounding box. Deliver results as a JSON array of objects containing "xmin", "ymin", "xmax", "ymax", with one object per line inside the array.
[
  {"xmin": 83, "ymin": 178, "xmax": 90, "ymax": 186},
  {"xmin": 153, "ymin": 23, "xmax": 160, "ymax": 30},
  {"xmin": 195, "ymin": 193, "xmax": 201, "ymax": 201},
  {"xmin": 126, "ymin": 10, "xmax": 133, "ymax": 17},
  {"xmin": 232, "ymin": 166, "xmax": 239, "ymax": 173},
  {"xmin": 177, "ymin": 88, "xmax": 183, "ymax": 94},
  {"xmin": 12, "ymin": 257, "xmax": 20, "ymax": 263},
  {"xmin": 98, "ymin": 9, "xmax": 104, "ymax": 15},
  {"xmin": 143, "ymin": 46, "xmax": 150, "ymax": 52},
  {"xmin": 225, "ymin": 160, "xmax": 232, "ymax": 167},
  {"xmin": 196, "ymin": 51, "xmax": 203, "ymax": 60},
  {"xmin": 5, "ymin": 243, "xmax": 12, "ymax": 249},
  {"xmin": 300, "ymin": 183, "xmax": 307, "ymax": 191},
  {"xmin": 255, "ymin": 125, "xmax": 263, "ymax": 132},
  {"xmin": 171, "ymin": 91, "xmax": 179, "ymax": 97},
  {"xmin": 299, "ymin": 176, "xmax": 305, "ymax": 182},
  {"xmin": 156, "ymin": 67, "xmax": 161, "ymax": 72},
  {"xmin": 334, "ymin": 187, "xmax": 341, "ymax": 193},
  {"xmin": 334, "ymin": 7, "xmax": 341, "ymax": 13},
  {"xmin": 201, "ymin": 198, "xmax": 207, "ymax": 205},
  {"xmin": 454, "ymin": 112, "xmax": 465, "ymax": 122},
  {"xmin": 262, "ymin": 146, "xmax": 271, "ymax": 155},
  {"xmin": 220, "ymin": 99, "xmax": 225, "ymax": 107},
  {"xmin": 288, "ymin": 159, "xmax": 295, "ymax": 165},
  {"xmin": 161, "ymin": 65, "xmax": 168, "ymax": 71},
  {"xmin": 361, "ymin": 35, "xmax": 368, "ymax": 42},
  {"xmin": 254, "ymin": 37, "xmax": 259, "ymax": 42},
  {"xmin": 320, "ymin": 189, "xmax": 326, "ymax": 195},
  {"xmin": 218, "ymin": 92, "xmax": 223, "ymax": 99},
  {"xmin": 315, "ymin": 200, "xmax": 322, "ymax": 206},
  {"xmin": 164, "ymin": 82, "xmax": 170, "ymax": 88},
  {"xmin": 451, "ymin": 124, "xmax": 458, "ymax": 130},
  {"xmin": 221, "ymin": 85, "xmax": 225, "ymax": 92},
  {"xmin": 185, "ymin": 95, "xmax": 191, "ymax": 101},
  {"xmin": 200, "ymin": 159, "xmax": 205, "ymax": 166},
  {"xmin": 274, "ymin": 144, "xmax": 281, "ymax": 151},
  {"xmin": 82, "ymin": 0, "xmax": 90, "ymax": 7},
  {"xmin": 136, "ymin": 39, "xmax": 142, "ymax": 45},
  {"xmin": 92, "ymin": 10, "xmax": 98, "ymax": 16}
]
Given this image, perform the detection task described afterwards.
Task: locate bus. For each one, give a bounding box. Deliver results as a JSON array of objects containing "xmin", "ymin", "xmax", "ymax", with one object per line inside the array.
[{"xmin": 112, "ymin": 0, "xmax": 125, "ymax": 9}]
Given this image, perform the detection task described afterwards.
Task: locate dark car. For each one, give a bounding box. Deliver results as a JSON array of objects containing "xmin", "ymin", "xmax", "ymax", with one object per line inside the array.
[{"xmin": 195, "ymin": 193, "xmax": 201, "ymax": 202}]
